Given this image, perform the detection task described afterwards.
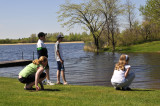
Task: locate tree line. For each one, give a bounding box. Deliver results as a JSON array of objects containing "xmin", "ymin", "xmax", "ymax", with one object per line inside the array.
[
  {"xmin": 0, "ymin": 32, "xmax": 91, "ymax": 44},
  {"xmin": 58, "ymin": 0, "xmax": 160, "ymax": 52}
]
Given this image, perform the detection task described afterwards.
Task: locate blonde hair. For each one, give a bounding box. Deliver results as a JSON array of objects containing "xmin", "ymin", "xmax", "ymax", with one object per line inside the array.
[
  {"xmin": 114, "ymin": 54, "xmax": 129, "ymax": 71},
  {"xmin": 32, "ymin": 56, "xmax": 48, "ymax": 65}
]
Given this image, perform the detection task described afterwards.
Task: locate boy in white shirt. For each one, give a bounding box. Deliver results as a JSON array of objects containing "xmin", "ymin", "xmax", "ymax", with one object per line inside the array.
[
  {"xmin": 37, "ymin": 32, "xmax": 54, "ymax": 85},
  {"xmin": 55, "ymin": 34, "xmax": 68, "ymax": 85}
]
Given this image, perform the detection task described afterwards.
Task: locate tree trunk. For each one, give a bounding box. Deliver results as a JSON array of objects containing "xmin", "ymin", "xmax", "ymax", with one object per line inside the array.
[
  {"xmin": 111, "ymin": 29, "xmax": 115, "ymax": 52},
  {"xmin": 94, "ymin": 37, "xmax": 99, "ymax": 52}
]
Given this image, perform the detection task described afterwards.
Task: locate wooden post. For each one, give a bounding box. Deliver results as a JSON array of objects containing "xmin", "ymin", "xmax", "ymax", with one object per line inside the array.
[
  {"xmin": 33, "ymin": 51, "xmax": 34, "ymax": 60},
  {"xmin": 22, "ymin": 52, "xmax": 23, "ymax": 60}
]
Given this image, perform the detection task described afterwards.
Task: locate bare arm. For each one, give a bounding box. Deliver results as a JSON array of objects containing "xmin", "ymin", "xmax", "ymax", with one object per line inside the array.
[
  {"xmin": 35, "ymin": 66, "xmax": 44, "ymax": 91},
  {"xmin": 112, "ymin": 70, "xmax": 115, "ymax": 76},
  {"xmin": 125, "ymin": 67, "xmax": 130, "ymax": 78},
  {"xmin": 56, "ymin": 44, "xmax": 63, "ymax": 64}
]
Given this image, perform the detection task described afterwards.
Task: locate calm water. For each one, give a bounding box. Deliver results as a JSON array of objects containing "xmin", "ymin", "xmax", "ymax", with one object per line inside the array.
[{"xmin": 0, "ymin": 43, "xmax": 160, "ymax": 89}]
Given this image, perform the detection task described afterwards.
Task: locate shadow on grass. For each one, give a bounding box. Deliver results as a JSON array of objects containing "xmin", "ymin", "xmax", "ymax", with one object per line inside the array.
[
  {"xmin": 26, "ymin": 89, "xmax": 60, "ymax": 92},
  {"xmin": 42, "ymin": 89, "xmax": 60, "ymax": 92},
  {"xmin": 127, "ymin": 89, "xmax": 154, "ymax": 92}
]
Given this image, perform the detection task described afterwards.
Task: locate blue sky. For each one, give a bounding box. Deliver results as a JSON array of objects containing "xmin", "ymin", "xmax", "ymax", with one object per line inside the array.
[{"xmin": 0, "ymin": 0, "xmax": 146, "ymax": 39}]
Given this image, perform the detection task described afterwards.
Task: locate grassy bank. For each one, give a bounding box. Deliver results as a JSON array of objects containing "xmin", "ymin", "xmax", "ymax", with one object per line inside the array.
[
  {"xmin": 0, "ymin": 77, "xmax": 160, "ymax": 106},
  {"xmin": 84, "ymin": 41, "xmax": 160, "ymax": 53},
  {"xmin": 114, "ymin": 41, "xmax": 160, "ymax": 53}
]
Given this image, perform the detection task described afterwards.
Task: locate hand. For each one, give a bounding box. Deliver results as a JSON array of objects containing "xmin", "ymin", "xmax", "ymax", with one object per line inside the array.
[
  {"xmin": 60, "ymin": 60, "xmax": 63, "ymax": 64},
  {"xmin": 36, "ymin": 86, "xmax": 40, "ymax": 91}
]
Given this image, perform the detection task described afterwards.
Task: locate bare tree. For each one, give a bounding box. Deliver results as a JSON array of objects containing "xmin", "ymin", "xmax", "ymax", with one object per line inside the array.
[
  {"xmin": 58, "ymin": 1, "xmax": 107, "ymax": 52},
  {"xmin": 93, "ymin": 0, "xmax": 123, "ymax": 51},
  {"xmin": 125, "ymin": 0, "xmax": 136, "ymax": 30}
]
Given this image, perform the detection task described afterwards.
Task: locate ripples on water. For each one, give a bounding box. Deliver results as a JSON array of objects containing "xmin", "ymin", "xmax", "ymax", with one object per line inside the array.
[{"xmin": 0, "ymin": 43, "xmax": 160, "ymax": 89}]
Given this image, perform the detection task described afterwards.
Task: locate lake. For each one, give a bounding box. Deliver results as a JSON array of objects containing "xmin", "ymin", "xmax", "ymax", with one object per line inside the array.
[{"xmin": 0, "ymin": 43, "xmax": 160, "ymax": 89}]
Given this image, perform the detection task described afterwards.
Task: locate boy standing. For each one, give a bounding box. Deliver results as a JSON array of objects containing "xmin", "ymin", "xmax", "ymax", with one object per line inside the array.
[
  {"xmin": 37, "ymin": 32, "xmax": 54, "ymax": 85},
  {"xmin": 55, "ymin": 34, "xmax": 68, "ymax": 85}
]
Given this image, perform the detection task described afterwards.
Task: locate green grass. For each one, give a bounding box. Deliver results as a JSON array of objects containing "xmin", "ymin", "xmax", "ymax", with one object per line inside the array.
[
  {"xmin": 110, "ymin": 41, "xmax": 160, "ymax": 53},
  {"xmin": 0, "ymin": 77, "xmax": 160, "ymax": 106}
]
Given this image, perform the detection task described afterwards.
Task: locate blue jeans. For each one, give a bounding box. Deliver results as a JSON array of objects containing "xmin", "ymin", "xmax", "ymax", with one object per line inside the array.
[{"xmin": 111, "ymin": 72, "xmax": 135, "ymax": 88}]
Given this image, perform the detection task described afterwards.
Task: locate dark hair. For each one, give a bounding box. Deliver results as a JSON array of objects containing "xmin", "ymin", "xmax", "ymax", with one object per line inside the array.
[{"xmin": 38, "ymin": 32, "xmax": 47, "ymax": 38}]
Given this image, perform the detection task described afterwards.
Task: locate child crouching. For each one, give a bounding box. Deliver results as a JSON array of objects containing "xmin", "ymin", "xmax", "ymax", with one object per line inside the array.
[{"xmin": 111, "ymin": 54, "xmax": 135, "ymax": 90}]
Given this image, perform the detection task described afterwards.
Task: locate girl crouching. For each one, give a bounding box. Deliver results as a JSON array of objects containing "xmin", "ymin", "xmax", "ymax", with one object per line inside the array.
[
  {"xmin": 111, "ymin": 54, "xmax": 135, "ymax": 90},
  {"xmin": 18, "ymin": 56, "xmax": 48, "ymax": 91}
]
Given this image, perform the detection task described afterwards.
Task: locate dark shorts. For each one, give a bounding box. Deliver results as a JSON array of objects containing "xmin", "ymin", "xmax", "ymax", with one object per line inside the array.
[
  {"xmin": 18, "ymin": 72, "xmax": 46, "ymax": 84},
  {"xmin": 57, "ymin": 61, "xmax": 65, "ymax": 71}
]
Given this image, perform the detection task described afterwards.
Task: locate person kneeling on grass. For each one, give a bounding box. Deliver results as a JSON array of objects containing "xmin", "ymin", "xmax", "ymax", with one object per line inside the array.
[
  {"xmin": 111, "ymin": 54, "xmax": 135, "ymax": 91},
  {"xmin": 18, "ymin": 56, "xmax": 48, "ymax": 91}
]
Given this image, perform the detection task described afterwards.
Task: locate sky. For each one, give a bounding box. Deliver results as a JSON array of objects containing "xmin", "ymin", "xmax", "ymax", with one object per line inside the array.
[{"xmin": 0, "ymin": 0, "xmax": 147, "ymax": 39}]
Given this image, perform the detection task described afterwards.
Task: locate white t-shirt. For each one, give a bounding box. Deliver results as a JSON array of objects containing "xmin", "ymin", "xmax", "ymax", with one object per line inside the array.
[
  {"xmin": 55, "ymin": 41, "xmax": 63, "ymax": 61},
  {"xmin": 111, "ymin": 65, "xmax": 131, "ymax": 83},
  {"xmin": 37, "ymin": 39, "xmax": 46, "ymax": 49}
]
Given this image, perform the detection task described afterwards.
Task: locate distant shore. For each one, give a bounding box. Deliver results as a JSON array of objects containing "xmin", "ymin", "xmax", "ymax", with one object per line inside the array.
[{"xmin": 0, "ymin": 41, "xmax": 84, "ymax": 45}]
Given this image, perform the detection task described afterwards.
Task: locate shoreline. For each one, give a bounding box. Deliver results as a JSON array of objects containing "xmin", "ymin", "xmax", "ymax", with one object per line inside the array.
[
  {"xmin": 0, "ymin": 41, "xmax": 84, "ymax": 45},
  {"xmin": 2, "ymin": 41, "xmax": 160, "ymax": 53},
  {"xmin": 106, "ymin": 41, "xmax": 160, "ymax": 53}
]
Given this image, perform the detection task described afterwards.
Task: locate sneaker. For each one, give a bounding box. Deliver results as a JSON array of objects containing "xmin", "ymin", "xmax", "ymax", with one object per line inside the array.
[
  {"xmin": 47, "ymin": 81, "xmax": 55, "ymax": 85},
  {"xmin": 122, "ymin": 87, "xmax": 132, "ymax": 91},
  {"xmin": 115, "ymin": 87, "xmax": 121, "ymax": 90},
  {"xmin": 126, "ymin": 87, "xmax": 132, "ymax": 91},
  {"xmin": 42, "ymin": 80, "xmax": 47, "ymax": 85}
]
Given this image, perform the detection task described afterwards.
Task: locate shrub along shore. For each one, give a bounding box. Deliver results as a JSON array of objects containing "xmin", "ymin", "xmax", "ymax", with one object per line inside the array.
[
  {"xmin": 103, "ymin": 41, "xmax": 160, "ymax": 53},
  {"xmin": 0, "ymin": 77, "xmax": 159, "ymax": 105},
  {"xmin": 84, "ymin": 41, "xmax": 160, "ymax": 53}
]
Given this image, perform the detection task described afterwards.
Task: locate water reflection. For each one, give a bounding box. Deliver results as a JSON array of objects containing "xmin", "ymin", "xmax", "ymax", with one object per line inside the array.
[
  {"xmin": 0, "ymin": 44, "xmax": 160, "ymax": 89},
  {"xmin": 128, "ymin": 53, "xmax": 160, "ymax": 89}
]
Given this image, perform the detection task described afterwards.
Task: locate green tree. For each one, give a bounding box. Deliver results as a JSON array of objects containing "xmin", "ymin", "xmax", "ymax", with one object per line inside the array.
[
  {"xmin": 30, "ymin": 34, "xmax": 37, "ymax": 43},
  {"xmin": 141, "ymin": 21, "xmax": 151, "ymax": 41},
  {"xmin": 139, "ymin": 0, "xmax": 160, "ymax": 25}
]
